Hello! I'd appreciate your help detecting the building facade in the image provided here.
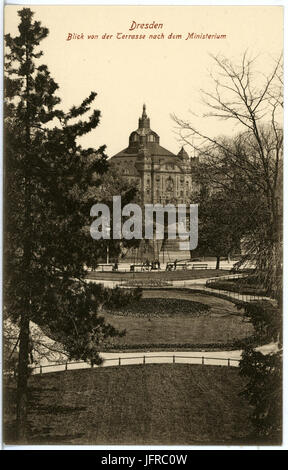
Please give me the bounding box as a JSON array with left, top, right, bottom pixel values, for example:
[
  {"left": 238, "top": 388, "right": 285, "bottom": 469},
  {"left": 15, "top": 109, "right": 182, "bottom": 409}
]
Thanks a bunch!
[
  {"left": 110, "top": 105, "right": 198, "bottom": 206},
  {"left": 109, "top": 105, "right": 198, "bottom": 261}
]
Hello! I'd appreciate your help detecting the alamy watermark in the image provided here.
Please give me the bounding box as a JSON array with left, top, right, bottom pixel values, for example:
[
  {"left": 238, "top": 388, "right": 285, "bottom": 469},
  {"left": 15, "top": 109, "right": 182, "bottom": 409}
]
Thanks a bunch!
[{"left": 90, "top": 196, "right": 198, "bottom": 250}]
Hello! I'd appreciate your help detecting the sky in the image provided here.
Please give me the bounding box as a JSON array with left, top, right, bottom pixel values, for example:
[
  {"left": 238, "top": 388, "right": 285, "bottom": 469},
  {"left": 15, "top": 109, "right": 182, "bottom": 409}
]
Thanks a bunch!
[{"left": 4, "top": 4, "right": 283, "bottom": 157}]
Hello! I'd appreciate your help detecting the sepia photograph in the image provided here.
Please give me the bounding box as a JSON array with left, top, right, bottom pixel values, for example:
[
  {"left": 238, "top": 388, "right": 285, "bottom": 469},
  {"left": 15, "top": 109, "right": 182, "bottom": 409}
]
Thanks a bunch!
[{"left": 2, "top": 3, "right": 284, "bottom": 448}]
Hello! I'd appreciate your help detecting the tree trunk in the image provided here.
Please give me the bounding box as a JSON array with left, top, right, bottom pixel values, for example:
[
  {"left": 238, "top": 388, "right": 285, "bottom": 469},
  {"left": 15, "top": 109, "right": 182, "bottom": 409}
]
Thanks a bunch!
[
  {"left": 216, "top": 256, "right": 220, "bottom": 270},
  {"left": 16, "top": 42, "right": 32, "bottom": 442},
  {"left": 16, "top": 314, "right": 30, "bottom": 442}
]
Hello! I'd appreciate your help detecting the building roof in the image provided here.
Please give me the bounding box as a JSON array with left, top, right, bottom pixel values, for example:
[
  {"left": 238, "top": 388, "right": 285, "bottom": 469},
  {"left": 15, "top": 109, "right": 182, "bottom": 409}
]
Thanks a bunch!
[
  {"left": 110, "top": 105, "right": 177, "bottom": 161},
  {"left": 112, "top": 144, "right": 176, "bottom": 159},
  {"left": 177, "top": 146, "right": 189, "bottom": 159}
]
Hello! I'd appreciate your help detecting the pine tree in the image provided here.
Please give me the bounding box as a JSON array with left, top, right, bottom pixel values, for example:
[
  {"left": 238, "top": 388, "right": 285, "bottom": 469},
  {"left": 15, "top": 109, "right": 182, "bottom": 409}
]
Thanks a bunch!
[{"left": 4, "top": 8, "right": 138, "bottom": 441}]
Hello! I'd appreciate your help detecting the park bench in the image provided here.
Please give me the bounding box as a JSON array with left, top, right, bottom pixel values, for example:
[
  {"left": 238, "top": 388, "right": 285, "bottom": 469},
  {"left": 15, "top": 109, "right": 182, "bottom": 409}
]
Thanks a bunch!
[
  {"left": 95, "top": 263, "right": 116, "bottom": 272},
  {"left": 165, "top": 262, "right": 187, "bottom": 271},
  {"left": 176, "top": 262, "right": 188, "bottom": 270},
  {"left": 150, "top": 261, "right": 161, "bottom": 270},
  {"left": 192, "top": 263, "right": 208, "bottom": 269}
]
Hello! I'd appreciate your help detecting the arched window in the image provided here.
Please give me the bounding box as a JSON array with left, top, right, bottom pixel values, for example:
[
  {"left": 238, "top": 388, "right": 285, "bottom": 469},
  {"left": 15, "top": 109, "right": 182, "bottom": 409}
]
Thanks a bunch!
[
  {"left": 148, "top": 134, "right": 155, "bottom": 142},
  {"left": 133, "top": 134, "right": 138, "bottom": 142},
  {"left": 166, "top": 177, "right": 174, "bottom": 192}
]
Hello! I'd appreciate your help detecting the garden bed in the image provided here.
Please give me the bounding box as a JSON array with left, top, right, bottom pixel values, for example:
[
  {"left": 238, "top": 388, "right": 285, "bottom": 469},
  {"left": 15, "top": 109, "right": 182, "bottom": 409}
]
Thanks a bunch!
[
  {"left": 102, "top": 290, "right": 253, "bottom": 349},
  {"left": 106, "top": 297, "right": 210, "bottom": 318},
  {"left": 208, "top": 276, "right": 267, "bottom": 296},
  {"left": 121, "top": 279, "right": 172, "bottom": 288}
]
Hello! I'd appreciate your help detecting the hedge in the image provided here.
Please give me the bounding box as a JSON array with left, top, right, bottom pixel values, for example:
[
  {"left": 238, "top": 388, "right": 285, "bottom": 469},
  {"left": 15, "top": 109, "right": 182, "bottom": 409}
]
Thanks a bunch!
[
  {"left": 207, "top": 280, "right": 267, "bottom": 296},
  {"left": 100, "top": 336, "right": 259, "bottom": 352}
]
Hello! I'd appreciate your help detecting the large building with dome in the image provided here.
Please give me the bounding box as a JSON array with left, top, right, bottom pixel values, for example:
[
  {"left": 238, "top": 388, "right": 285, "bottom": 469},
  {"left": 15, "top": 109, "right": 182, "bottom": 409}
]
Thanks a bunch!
[{"left": 110, "top": 105, "right": 198, "bottom": 206}]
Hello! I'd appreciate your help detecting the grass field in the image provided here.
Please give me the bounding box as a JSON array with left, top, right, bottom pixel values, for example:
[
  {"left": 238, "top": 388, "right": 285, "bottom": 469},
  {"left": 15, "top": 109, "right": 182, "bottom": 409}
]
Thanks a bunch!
[
  {"left": 87, "top": 269, "right": 230, "bottom": 281},
  {"left": 102, "top": 290, "right": 253, "bottom": 349},
  {"left": 4, "top": 364, "right": 254, "bottom": 445}
]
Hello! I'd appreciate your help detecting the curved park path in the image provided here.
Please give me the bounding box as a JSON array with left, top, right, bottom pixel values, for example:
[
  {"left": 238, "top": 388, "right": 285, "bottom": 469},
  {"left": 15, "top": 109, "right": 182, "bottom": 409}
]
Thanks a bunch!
[
  {"left": 32, "top": 343, "right": 278, "bottom": 375},
  {"left": 86, "top": 272, "right": 272, "bottom": 303},
  {"left": 30, "top": 271, "right": 275, "bottom": 375}
]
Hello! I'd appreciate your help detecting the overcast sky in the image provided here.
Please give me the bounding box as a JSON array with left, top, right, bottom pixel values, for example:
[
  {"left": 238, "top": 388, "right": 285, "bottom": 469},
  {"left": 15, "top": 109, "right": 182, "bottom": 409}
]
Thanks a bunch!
[{"left": 5, "top": 5, "right": 283, "bottom": 157}]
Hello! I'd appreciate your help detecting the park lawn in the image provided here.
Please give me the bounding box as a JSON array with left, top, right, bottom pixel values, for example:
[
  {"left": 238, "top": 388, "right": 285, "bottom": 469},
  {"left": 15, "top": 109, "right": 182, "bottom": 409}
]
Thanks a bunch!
[
  {"left": 86, "top": 269, "right": 229, "bottom": 282},
  {"left": 102, "top": 290, "right": 253, "bottom": 349},
  {"left": 4, "top": 364, "right": 254, "bottom": 445}
]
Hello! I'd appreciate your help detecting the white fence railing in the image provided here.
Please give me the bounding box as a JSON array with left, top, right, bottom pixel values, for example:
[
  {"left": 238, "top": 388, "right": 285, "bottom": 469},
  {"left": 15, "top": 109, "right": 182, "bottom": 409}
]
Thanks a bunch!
[{"left": 32, "top": 354, "right": 240, "bottom": 375}]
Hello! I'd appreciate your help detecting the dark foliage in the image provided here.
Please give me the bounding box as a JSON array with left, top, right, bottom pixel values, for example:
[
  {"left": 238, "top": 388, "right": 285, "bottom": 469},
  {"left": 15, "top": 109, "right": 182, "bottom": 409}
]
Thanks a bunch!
[
  {"left": 4, "top": 8, "right": 139, "bottom": 440},
  {"left": 239, "top": 348, "right": 282, "bottom": 442},
  {"left": 239, "top": 301, "right": 282, "bottom": 442}
]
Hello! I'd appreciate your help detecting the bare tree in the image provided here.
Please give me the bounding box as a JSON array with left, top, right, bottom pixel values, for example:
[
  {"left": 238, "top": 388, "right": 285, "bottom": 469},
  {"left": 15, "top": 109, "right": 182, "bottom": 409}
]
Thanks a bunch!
[{"left": 173, "top": 52, "right": 283, "bottom": 298}]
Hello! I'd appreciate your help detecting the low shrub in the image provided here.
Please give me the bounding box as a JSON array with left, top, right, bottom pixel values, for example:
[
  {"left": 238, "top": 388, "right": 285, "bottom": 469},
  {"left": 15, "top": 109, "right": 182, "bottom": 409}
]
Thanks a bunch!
[
  {"left": 207, "top": 278, "right": 267, "bottom": 296},
  {"left": 101, "top": 336, "right": 258, "bottom": 351},
  {"left": 121, "top": 279, "right": 172, "bottom": 287},
  {"left": 105, "top": 297, "right": 210, "bottom": 318}
]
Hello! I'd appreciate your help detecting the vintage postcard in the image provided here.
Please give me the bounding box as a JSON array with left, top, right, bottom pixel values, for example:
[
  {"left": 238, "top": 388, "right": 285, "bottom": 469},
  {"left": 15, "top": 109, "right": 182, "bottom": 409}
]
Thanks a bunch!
[{"left": 2, "top": 3, "right": 284, "bottom": 449}]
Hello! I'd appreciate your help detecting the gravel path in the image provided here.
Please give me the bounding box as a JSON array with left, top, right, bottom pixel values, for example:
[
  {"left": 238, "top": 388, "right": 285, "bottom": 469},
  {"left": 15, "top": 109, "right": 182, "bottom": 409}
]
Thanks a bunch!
[{"left": 32, "top": 343, "right": 278, "bottom": 375}]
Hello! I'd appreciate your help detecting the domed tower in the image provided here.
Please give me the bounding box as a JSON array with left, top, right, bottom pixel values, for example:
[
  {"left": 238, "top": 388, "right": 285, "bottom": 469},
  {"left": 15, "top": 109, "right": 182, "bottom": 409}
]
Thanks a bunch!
[
  {"left": 109, "top": 104, "right": 195, "bottom": 262},
  {"left": 129, "top": 104, "right": 160, "bottom": 150},
  {"left": 138, "top": 103, "right": 150, "bottom": 129},
  {"left": 110, "top": 104, "right": 194, "bottom": 206}
]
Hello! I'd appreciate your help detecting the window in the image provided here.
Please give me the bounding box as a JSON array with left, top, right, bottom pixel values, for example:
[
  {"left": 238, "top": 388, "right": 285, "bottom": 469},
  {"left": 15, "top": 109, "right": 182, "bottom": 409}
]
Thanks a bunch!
[
  {"left": 148, "top": 135, "right": 154, "bottom": 142},
  {"left": 166, "top": 177, "right": 174, "bottom": 192}
]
